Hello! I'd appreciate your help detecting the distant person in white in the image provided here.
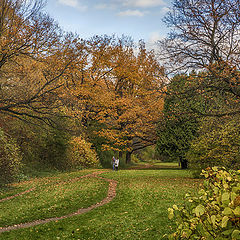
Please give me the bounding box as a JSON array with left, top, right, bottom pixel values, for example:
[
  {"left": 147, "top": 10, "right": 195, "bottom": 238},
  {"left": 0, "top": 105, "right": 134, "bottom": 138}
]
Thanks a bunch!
[{"left": 115, "top": 158, "right": 119, "bottom": 171}]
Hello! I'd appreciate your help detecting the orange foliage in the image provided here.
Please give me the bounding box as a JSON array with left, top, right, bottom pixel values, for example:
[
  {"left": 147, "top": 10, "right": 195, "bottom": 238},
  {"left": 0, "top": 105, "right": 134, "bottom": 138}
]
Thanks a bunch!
[{"left": 68, "top": 36, "right": 166, "bottom": 152}]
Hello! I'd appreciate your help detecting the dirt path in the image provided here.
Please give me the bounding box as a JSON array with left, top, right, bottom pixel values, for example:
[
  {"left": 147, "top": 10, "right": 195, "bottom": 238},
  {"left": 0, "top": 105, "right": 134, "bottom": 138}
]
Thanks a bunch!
[
  {"left": 0, "top": 171, "right": 117, "bottom": 233},
  {"left": 0, "top": 188, "right": 36, "bottom": 203}
]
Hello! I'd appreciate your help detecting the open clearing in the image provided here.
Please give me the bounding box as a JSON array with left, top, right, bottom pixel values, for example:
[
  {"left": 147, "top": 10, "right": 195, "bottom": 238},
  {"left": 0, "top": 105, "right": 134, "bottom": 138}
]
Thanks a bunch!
[{"left": 0, "top": 166, "right": 200, "bottom": 240}]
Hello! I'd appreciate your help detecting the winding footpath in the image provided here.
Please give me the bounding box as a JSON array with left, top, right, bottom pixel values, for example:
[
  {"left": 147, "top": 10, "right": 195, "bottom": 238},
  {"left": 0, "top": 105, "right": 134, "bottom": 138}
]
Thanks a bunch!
[
  {"left": 0, "top": 171, "right": 117, "bottom": 233},
  {"left": 0, "top": 188, "right": 36, "bottom": 203}
]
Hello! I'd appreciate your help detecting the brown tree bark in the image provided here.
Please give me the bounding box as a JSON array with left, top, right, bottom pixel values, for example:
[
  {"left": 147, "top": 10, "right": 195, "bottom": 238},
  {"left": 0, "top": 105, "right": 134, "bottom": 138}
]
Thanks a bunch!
[{"left": 126, "top": 151, "right": 132, "bottom": 164}]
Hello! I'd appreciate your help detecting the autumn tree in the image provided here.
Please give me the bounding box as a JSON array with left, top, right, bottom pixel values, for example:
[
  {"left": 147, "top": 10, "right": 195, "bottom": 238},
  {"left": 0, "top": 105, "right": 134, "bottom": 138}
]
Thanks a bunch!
[
  {"left": 0, "top": 0, "right": 89, "bottom": 173},
  {"left": 69, "top": 36, "right": 165, "bottom": 164},
  {"left": 0, "top": 0, "right": 83, "bottom": 125}
]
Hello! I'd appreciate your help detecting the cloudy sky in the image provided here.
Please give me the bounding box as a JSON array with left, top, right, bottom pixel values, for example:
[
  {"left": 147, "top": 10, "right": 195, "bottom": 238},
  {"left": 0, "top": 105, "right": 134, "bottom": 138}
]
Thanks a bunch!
[{"left": 45, "top": 0, "right": 172, "bottom": 47}]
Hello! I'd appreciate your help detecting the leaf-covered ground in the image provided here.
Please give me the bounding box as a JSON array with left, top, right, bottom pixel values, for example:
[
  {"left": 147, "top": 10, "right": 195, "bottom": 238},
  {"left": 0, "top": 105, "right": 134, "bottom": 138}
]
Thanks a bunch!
[{"left": 0, "top": 167, "right": 200, "bottom": 240}]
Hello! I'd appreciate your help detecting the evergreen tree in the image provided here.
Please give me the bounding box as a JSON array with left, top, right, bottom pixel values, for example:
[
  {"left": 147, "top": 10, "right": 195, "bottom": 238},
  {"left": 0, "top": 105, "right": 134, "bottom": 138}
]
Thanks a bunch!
[{"left": 156, "top": 75, "right": 199, "bottom": 169}]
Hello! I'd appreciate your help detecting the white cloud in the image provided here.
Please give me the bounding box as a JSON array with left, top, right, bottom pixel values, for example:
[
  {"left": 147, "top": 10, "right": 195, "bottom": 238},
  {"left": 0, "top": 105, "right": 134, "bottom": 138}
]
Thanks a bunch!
[
  {"left": 122, "top": 0, "right": 165, "bottom": 8},
  {"left": 148, "top": 31, "right": 164, "bottom": 44},
  {"left": 58, "top": 0, "right": 77, "bottom": 7},
  {"left": 161, "top": 6, "right": 170, "bottom": 14},
  {"left": 146, "top": 31, "right": 166, "bottom": 51},
  {"left": 57, "top": 0, "right": 87, "bottom": 11},
  {"left": 117, "top": 9, "right": 146, "bottom": 17}
]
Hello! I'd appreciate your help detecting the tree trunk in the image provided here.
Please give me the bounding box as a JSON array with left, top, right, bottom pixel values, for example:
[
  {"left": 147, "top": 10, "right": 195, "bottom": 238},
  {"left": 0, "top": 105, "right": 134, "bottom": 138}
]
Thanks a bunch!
[
  {"left": 180, "top": 157, "right": 188, "bottom": 169},
  {"left": 126, "top": 151, "right": 132, "bottom": 164},
  {"left": 119, "top": 151, "right": 123, "bottom": 159}
]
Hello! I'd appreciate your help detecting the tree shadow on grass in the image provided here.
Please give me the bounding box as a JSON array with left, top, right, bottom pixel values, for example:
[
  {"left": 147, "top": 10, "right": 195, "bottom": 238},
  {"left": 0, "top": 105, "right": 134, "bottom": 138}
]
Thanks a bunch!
[{"left": 126, "top": 163, "right": 182, "bottom": 171}]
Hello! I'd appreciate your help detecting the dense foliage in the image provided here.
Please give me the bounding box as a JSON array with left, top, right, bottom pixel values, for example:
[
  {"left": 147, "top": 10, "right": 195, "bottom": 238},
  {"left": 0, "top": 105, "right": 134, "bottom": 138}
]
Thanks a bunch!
[
  {"left": 0, "top": 128, "right": 22, "bottom": 184},
  {"left": 67, "top": 137, "right": 100, "bottom": 168},
  {"left": 187, "top": 116, "right": 240, "bottom": 174},
  {"left": 0, "top": 0, "right": 166, "bottom": 177},
  {"left": 1, "top": 0, "right": 239, "bottom": 181},
  {"left": 69, "top": 36, "right": 165, "bottom": 163},
  {"left": 168, "top": 167, "right": 240, "bottom": 239},
  {"left": 156, "top": 75, "right": 199, "bottom": 169},
  {"left": 158, "top": 0, "right": 240, "bottom": 171},
  {"left": 40, "top": 127, "right": 70, "bottom": 170}
]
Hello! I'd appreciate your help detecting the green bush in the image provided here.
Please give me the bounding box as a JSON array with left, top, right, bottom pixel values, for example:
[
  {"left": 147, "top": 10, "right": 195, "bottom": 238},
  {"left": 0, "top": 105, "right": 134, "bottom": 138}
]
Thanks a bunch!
[
  {"left": 187, "top": 117, "right": 240, "bottom": 176},
  {"left": 0, "top": 128, "right": 23, "bottom": 184},
  {"left": 167, "top": 167, "right": 240, "bottom": 239},
  {"left": 67, "top": 137, "right": 100, "bottom": 168}
]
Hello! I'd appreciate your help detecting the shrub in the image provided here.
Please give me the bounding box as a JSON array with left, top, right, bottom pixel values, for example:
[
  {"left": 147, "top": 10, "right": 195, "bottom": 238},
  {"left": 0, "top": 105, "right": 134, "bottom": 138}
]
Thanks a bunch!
[
  {"left": 131, "top": 154, "right": 140, "bottom": 163},
  {"left": 167, "top": 167, "right": 240, "bottom": 239},
  {"left": 67, "top": 137, "right": 100, "bottom": 168},
  {"left": 187, "top": 117, "right": 240, "bottom": 176},
  {"left": 0, "top": 128, "right": 23, "bottom": 184}
]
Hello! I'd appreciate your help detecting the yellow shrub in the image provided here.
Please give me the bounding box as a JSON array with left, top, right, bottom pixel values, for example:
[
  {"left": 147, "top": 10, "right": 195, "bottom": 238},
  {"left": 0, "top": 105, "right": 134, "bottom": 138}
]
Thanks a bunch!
[{"left": 67, "top": 137, "right": 100, "bottom": 168}]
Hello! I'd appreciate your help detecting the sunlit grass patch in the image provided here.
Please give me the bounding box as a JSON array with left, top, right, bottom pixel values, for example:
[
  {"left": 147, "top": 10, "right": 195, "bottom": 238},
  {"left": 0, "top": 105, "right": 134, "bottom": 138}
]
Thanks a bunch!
[
  {"left": 0, "top": 170, "right": 108, "bottom": 227},
  {"left": 0, "top": 169, "right": 200, "bottom": 240},
  {"left": 0, "top": 169, "right": 96, "bottom": 200}
]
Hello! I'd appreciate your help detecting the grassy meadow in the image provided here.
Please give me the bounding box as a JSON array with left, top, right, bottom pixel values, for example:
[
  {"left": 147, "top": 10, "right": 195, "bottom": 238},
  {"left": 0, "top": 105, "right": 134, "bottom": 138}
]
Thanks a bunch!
[{"left": 0, "top": 165, "right": 201, "bottom": 240}]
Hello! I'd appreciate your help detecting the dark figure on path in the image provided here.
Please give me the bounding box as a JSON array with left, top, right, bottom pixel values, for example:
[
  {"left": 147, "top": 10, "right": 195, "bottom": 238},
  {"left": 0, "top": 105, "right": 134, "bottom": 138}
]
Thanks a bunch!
[{"left": 112, "top": 156, "right": 115, "bottom": 170}]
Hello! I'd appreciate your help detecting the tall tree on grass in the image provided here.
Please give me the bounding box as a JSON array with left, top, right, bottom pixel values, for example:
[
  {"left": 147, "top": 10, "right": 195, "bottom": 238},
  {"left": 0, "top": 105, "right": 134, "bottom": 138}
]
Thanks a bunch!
[
  {"left": 158, "top": 0, "right": 240, "bottom": 170},
  {"left": 69, "top": 36, "right": 165, "bottom": 163},
  {"left": 156, "top": 74, "right": 199, "bottom": 169}
]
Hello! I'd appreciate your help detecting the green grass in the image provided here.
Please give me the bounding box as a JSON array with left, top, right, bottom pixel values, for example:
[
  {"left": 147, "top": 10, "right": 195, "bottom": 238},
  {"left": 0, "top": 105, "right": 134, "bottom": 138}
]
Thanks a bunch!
[
  {"left": 0, "top": 168, "right": 201, "bottom": 240},
  {"left": 129, "top": 161, "right": 180, "bottom": 170},
  {"left": 153, "top": 162, "right": 179, "bottom": 167},
  {"left": 0, "top": 170, "right": 108, "bottom": 226},
  {"left": 0, "top": 169, "right": 96, "bottom": 200}
]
